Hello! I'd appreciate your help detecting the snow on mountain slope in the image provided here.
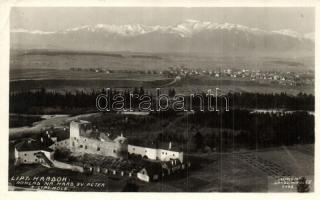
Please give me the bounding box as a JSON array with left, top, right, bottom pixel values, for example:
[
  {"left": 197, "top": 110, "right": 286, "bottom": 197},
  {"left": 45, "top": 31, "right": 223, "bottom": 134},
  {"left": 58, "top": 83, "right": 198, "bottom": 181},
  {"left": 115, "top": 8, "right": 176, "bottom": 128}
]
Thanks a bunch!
[
  {"left": 272, "top": 29, "right": 303, "bottom": 38},
  {"left": 12, "top": 19, "right": 311, "bottom": 39},
  {"left": 12, "top": 28, "right": 55, "bottom": 35},
  {"left": 11, "top": 20, "right": 314, "bottom": 53}
]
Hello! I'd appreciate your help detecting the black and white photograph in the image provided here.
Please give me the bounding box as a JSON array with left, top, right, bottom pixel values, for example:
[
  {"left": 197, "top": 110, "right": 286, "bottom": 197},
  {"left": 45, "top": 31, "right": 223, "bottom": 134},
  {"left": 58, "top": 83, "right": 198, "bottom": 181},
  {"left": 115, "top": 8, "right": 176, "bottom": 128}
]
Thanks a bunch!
[{"left": 6, "top": 5, "right": 315, "bottom": 193}]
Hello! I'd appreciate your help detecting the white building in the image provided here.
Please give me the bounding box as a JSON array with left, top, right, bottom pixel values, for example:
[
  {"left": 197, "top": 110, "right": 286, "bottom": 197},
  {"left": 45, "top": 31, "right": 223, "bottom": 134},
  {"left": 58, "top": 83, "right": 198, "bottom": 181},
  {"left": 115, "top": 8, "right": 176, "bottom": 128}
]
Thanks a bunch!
[
  {"left": 136, "top": 162, "right": 163, "bottom": 182},
  {"left": 128, "top": 142, "right": 183, "bottom": 163},
  {"left": 14, "top": 139, "right": 55, "bottom": 166}
]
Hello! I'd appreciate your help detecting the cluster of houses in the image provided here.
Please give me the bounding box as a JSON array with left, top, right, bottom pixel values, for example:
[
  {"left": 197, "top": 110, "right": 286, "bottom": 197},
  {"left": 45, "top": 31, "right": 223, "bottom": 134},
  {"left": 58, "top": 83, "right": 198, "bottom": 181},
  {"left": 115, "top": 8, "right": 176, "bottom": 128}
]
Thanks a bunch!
[
  {"left": 164, "top": 66, "right": 313, "bottom": 86},
  {"left": 14, "top": 120, "right": 189, "bottom": 182},
  {"left": 70, "top": 64, "right": 314, "bottom": 87}
]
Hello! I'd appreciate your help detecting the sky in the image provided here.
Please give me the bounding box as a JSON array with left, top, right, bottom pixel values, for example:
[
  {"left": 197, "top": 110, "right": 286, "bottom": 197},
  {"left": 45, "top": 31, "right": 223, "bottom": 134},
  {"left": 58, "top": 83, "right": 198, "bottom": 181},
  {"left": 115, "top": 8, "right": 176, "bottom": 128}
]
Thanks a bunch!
[{"left": 10, "top": 7, "right": 315, "bottom": 33}]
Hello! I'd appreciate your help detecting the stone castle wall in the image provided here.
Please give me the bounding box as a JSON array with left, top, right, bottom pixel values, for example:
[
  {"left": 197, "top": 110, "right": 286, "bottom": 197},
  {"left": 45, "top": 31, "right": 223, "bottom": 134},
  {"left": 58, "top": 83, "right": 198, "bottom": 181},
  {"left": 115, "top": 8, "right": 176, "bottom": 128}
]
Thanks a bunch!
[{"left": 70, "top": 136, "right": 128, "bottom": 159}]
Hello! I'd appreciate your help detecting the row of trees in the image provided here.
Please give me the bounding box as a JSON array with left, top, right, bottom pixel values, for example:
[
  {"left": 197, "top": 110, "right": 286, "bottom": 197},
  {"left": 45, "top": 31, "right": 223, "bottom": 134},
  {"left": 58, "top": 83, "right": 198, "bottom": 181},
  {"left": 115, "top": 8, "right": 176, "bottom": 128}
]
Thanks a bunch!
[
  {"left": 10, "top": 87, "right": 314, "bottom": 114},
  {"left": 87, "top": 108, "right": 314, "bottom": 152},
  {"left": 153, "top": 110, "right": 314, "bottom": 152}
]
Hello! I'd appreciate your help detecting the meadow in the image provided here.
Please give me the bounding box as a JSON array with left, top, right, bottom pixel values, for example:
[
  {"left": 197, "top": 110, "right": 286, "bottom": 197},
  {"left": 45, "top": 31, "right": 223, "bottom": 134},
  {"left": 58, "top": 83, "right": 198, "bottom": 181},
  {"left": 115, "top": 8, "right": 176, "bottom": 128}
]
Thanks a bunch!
[
  {"left": 11, "top": 49, "right": 314, "bottom": 72},
  {"left": 10, "top": 68, "right": 314, "bottom": 95},
  {"left": 10, "top": 50, "right": 314, "bottom": 95}
]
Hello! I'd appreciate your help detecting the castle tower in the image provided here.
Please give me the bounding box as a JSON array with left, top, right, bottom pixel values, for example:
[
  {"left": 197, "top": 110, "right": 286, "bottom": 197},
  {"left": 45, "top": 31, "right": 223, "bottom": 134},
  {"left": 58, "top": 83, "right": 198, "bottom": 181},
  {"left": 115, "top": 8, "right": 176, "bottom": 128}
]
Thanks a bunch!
[
  {"left": 70, "top": 121, "right": 80, "bottom": 138},
  {"left": 70, "top": 120, "right": 92, "bottom": 138},
  {"left": 69, "top": 120, "right": 92, "bottom": 149}
]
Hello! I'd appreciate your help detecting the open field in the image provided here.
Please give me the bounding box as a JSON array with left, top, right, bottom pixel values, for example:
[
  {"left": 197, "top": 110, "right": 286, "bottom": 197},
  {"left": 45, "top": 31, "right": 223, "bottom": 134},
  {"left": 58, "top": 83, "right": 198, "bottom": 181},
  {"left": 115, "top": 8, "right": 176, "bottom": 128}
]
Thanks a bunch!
[
  {"left": 9, "top": 113, "right": 100, "bottom": 139},
  {"left": 11, "top": 50, "right": 314, "bottom": 72},
  {"left": 10, "top": 69, "right": 171, "bottom": 81},
  {"left": 171, "top": 81, "right": 314, "bottom": 95},
  {"left": 9, "top": 50, "right": 314, "bottom": 94},
  {"left": 137, "top": 145, "right": 314, "bottom": 192},
  {"left": 10, "top": 69, "right": 173, "bottom": 91},
  {"left": 10, "top": 68, "right": 313, "bottom": 95}
]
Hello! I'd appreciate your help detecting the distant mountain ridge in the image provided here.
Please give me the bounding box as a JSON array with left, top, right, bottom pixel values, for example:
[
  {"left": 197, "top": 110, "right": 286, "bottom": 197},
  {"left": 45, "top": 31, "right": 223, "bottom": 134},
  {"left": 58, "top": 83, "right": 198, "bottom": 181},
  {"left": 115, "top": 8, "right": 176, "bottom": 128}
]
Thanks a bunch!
[{"left": 11, "top": 19, "right": 314, "bottom": 54}]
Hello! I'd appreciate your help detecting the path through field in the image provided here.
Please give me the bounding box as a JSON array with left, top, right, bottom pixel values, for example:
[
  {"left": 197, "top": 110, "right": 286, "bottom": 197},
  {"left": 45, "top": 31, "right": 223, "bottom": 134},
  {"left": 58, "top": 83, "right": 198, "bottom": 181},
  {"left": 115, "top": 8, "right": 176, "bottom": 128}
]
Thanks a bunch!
[
  {"left": 235, "top": 153, "right": 291, "bottom": 178},
  {"left": 9, "top": 113, "right": 102, "bottom": 139}
]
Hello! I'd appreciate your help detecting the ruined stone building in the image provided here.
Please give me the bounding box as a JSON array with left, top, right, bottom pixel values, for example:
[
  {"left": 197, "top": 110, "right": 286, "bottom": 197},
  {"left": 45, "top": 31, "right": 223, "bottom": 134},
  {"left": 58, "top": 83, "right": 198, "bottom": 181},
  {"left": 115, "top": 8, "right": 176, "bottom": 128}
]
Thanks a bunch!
[{"left": 69, "top": 120, "right": 128, "bottom": 159}]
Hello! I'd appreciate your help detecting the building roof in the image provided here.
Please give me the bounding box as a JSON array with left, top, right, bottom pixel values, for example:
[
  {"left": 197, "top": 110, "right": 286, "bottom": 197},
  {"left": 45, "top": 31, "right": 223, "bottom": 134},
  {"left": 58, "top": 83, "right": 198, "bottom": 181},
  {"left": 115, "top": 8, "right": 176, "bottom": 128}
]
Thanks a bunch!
[
  {"left": 45, "top": 128, "right": 70, "bottom": 141},
  {"left": 70, "top": 120, "right": 127, "bottom": 143},
  {"left": 84, "top": 131, "right": 127, "bottom": 144},
  {"left": 15, "top": 139, "right": 54, "bottom": 152},
  {"left": 162, "top": 159, "right": 182, "bottom": 168},
  {"left": 81, "top": 130, "right": 100, "bottom": 140},
  {"left": 71, "top": 120, "right": 91, "bottom": 125},
  {"left": 140, "top": 161, "right": 163, "bottom": 177},
  {"left": 113, "top": 134, "right": 127, "bottom": 144},
  {"left": 99, "top": 132, "right": 113, "bottom": 142},
  {"left": 129, "top": 140, "right": 182, "bottom": 152}
]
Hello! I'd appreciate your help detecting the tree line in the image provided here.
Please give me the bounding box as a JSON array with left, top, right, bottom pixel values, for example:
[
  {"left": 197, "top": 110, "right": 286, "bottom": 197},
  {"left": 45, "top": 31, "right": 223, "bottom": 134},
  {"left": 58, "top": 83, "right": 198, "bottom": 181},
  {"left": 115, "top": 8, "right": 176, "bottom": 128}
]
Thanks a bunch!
[
  {"left": 10, "top": 87, "right": 314, "bottom": 114},
  {"left": 153, "top": 110, "right": 314, "bottom": 152}
]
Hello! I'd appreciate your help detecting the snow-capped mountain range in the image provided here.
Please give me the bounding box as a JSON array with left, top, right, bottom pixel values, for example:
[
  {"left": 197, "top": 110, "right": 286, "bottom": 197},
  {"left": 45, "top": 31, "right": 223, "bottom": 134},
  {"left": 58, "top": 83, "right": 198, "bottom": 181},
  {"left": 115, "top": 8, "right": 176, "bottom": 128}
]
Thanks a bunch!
[{"left": 11, "top": 19, "right": 314, "bottom": 54}]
